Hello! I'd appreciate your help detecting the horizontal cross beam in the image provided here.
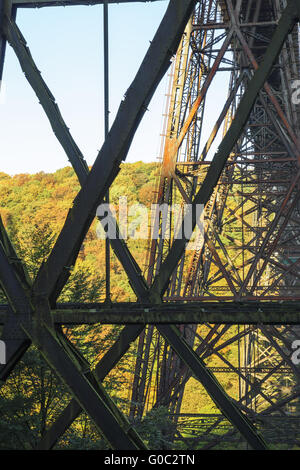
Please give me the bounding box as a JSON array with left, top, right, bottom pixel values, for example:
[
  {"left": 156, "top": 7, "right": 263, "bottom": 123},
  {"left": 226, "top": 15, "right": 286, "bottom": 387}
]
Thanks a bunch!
[
  {"left": 2, "top": 0, "right": 298, "bottom": 451},
  {"left": 1, "top": 302, "right": 300, "bottom": 324}
]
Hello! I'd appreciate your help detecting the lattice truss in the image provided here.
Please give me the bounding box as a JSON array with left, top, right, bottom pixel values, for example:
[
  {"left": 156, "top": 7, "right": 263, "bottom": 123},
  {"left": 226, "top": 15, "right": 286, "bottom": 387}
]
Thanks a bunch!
[{"left": 0, "top": 0, "right": 300, "bottom": 451}]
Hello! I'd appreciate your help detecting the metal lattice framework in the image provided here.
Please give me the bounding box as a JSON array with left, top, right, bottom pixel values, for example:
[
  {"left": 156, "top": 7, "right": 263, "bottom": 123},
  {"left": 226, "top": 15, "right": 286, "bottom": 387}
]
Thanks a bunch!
[{"left": 1, "top": 0, "right": 300, "bottom": 451}]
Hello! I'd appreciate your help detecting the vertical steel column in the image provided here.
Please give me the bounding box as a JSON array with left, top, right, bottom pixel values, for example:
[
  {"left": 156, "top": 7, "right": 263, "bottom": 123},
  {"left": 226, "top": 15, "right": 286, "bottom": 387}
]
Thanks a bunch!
[{"left": 103, "top": 0, "right": 111, "bottom": 303}]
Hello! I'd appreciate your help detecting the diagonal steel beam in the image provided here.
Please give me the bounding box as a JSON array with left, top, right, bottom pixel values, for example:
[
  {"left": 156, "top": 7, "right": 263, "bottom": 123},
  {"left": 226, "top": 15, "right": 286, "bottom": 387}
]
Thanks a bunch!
[
  {"left": 0, "top": 211, "right": 145, "bottom": 444},
  {"left": 3, "top": 0, "right": 296, "bottom": 452},
  {"left": 0, "top": 0, "right": 7, "bottom": 81},
  {"left": 53, "top": 326, "right": 147, "bottom": 449},
  {"left": 3, "top": 18, "right": 90, "bottom": 184},
  {"left": 0, "top": 0, "right": 16, "bottom": 78}
]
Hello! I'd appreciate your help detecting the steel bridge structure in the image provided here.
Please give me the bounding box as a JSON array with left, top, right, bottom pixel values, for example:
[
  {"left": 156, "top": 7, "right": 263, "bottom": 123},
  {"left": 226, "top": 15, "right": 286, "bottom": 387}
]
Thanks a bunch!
[{"left": 1, "top": 0, "right": 300, "bottom": 451}]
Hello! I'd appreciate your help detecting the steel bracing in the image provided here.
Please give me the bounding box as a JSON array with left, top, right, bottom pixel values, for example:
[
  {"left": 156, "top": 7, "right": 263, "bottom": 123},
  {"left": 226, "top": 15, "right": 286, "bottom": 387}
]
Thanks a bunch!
[
  {"left": 129, "top": 0, "right": 300, "bottom": 449},
  {"left": 0, "top": 0, "right": 300, "bottom": 450}
]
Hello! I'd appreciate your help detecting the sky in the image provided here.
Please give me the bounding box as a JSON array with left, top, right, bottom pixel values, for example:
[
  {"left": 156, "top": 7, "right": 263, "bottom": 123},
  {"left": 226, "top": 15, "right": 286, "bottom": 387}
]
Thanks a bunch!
[{"left": 0, "top": 1, "right": 229, "bottom": 175}]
